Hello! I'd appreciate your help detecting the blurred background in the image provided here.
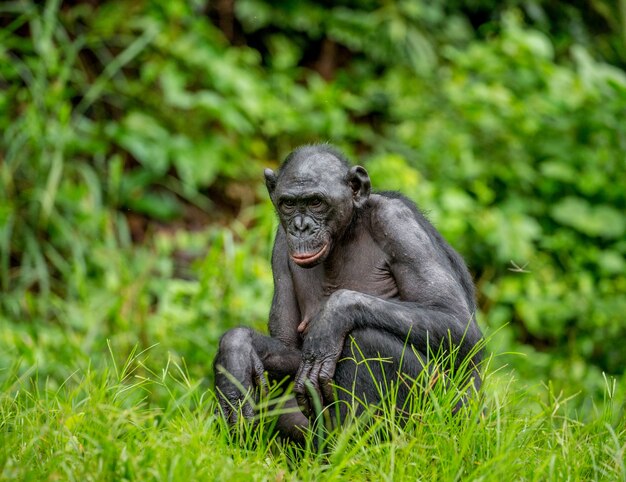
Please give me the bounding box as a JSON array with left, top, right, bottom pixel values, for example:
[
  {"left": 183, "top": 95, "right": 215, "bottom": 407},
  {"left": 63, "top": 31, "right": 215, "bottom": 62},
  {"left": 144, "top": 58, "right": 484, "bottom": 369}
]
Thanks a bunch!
[{"left": 1, "top": 0, "right": 625, "bottom": 412}]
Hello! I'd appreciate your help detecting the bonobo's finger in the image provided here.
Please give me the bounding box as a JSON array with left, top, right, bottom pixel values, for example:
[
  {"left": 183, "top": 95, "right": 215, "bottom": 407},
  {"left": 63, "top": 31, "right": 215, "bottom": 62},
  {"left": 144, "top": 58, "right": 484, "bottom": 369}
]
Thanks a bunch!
[
  {"left": 252, "top": 357, "right": 268, "bottom": 395},
  {"left": 319, "top": 359, "right": 336, "bottom": 404},
  {"left": 254, "top": 372, "right": 268, "bottom": 396},
  {"left": 304, "top": 378, "right": 324, "bottom": 419},
  {"left": 217, "top": 393, "right": 238, "bottom": 425},
  {"left": 295, "top": 392, "right": 311, "bottom": 418},
  {"left": 306, "top": 362, "right": 325, "bottom": 415},
  {"left": 294, "top": 364, "right": 312, "bottom": 417},
  {"left": 293, "top": 364, "right": 310, "bottom": 395},
  {"left": 240, "top": 397, "right": 255, "bottom": 421}
]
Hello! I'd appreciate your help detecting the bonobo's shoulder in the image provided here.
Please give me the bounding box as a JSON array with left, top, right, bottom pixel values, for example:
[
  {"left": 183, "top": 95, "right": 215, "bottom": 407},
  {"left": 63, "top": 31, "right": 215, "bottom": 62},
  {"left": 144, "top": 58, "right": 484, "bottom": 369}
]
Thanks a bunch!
[
  {"left": 367, "top": 192, "right": 426, "bottom": 227},
  {"left": 367, "top": 192, "right": 433, "bottom": 251}
]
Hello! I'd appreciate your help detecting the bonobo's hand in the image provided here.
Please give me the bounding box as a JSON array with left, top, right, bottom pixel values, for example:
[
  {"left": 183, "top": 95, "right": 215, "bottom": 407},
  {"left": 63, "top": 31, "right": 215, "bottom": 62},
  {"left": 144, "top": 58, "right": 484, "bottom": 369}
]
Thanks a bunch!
[
  {"left": 214, "top": 328, "right": 267, "bottom": 424},
  {"left": 294, "top": 292, "right": 352, "bottom": 417}
]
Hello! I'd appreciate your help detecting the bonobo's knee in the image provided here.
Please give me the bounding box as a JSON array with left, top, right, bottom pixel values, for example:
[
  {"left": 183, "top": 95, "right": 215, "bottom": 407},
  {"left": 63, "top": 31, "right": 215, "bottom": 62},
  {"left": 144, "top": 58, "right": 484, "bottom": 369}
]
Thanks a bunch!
[
  {"left": 326, "top": 289, "right": 356, "bottom": 312},
  {"left": 218, "top": 327, "right": 253, "bottom": 352}
]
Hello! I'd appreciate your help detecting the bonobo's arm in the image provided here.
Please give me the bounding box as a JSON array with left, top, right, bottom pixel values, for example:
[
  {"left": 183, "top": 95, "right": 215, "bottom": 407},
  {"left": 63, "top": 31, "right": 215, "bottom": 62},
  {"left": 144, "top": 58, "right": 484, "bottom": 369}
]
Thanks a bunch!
[
  {"left": 255, "top": 229, "right": 303, "bottom": 380},
  {"left": 239, "top": 229, "right": 303, "bottom": 379},
  {"left": 267, "top": 228, "right": 302, "bottom": 350},
  {"left": 294, "top": 198, "right": 481, "bottom": 413},
  {"left": 214, "top": 229, "right": 302, "bottom": 422}
]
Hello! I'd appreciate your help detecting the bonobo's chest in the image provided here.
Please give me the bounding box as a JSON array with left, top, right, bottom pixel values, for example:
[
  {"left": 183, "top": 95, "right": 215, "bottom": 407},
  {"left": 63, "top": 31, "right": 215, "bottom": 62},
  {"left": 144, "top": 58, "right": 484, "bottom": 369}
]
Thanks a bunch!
[{"left": 291, "top": 231, "right": 399, "bottom": 323}]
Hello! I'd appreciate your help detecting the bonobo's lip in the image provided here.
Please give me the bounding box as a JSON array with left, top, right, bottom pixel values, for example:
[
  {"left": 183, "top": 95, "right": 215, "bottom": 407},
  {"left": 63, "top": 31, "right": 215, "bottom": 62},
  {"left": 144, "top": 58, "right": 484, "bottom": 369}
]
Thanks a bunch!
[{"left": 290, "top": 243, "right": 329, "bottom": 267}]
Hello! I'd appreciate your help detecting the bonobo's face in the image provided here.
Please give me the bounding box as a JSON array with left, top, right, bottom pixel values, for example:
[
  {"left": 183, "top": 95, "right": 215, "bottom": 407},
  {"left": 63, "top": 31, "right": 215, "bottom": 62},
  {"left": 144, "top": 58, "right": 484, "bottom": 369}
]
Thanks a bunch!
[{"left": 264, "top": 148, "right": 370, "bottom": 268}]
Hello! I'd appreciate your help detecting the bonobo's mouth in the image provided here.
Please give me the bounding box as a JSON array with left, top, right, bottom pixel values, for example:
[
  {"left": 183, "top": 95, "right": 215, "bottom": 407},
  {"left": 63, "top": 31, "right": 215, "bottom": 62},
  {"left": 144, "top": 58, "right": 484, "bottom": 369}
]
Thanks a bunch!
[{"left": 290, "top": 243, "right": 329, "bottom": 267}]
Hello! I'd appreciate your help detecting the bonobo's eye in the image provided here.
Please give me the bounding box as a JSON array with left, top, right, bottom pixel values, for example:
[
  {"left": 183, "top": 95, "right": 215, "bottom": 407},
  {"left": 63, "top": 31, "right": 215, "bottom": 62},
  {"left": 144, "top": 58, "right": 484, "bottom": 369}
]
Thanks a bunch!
[
  {"left": 280, "top": 199, "right": 296, "bottom": 213},
  {"left": 309, "top": 197, "right": 325, "bottom": 211}
]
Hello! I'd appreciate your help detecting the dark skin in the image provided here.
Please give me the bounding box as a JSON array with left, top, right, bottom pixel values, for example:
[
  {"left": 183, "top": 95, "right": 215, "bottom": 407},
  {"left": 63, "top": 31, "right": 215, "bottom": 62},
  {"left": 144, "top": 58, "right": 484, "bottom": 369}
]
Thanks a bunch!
[{"left": 214, "top": 145, "right": 482, "bottom": 441}]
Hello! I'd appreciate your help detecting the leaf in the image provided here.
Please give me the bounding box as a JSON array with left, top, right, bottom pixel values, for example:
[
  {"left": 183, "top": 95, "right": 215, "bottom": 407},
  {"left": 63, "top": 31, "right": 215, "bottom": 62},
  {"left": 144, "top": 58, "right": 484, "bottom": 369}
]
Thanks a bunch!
[
  {"left": 597, "top": 250, "right": 625, "bottom": 274},
  {"left": 171, "top": 137, "right": 220, "bottom": 189},
  {"left": 126, "top": 191, "right": 182, "bottom": 221},
  {"left": 114, "top": 113, "right": 172, "bottom": 175},
  {"left": 550, "top": 197, "right": 625, "bottom": 239}
]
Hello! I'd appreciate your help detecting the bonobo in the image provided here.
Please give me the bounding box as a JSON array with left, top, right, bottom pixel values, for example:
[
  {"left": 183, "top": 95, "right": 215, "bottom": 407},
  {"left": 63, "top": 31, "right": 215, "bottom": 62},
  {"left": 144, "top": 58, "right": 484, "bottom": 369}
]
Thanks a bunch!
[{"left": 214, "top": 145, "right": 482, "bottom": 441}]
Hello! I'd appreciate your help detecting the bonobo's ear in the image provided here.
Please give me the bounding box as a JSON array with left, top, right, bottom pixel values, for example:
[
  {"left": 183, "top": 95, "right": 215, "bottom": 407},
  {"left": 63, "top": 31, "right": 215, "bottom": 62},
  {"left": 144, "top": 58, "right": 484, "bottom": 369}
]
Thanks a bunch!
[
  {"left": 347, "top": 165, "right": 371, "bottom": 208},
  {"left": 264, "top": 168, "right": 277, "bottom": 195}
]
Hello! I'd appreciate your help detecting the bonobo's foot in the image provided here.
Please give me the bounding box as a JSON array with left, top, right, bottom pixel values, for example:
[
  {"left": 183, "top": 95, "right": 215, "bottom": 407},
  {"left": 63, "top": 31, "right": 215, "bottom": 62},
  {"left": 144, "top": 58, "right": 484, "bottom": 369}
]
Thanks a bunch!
[{"left": 213, "top": 327, "right": 267, "bottom": 424}]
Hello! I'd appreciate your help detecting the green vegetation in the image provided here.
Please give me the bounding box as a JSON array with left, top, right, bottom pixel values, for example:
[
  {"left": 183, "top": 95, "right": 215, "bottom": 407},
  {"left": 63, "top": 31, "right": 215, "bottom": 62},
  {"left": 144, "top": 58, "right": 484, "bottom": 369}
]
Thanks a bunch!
[
  {"left": 2, "top": 350, "right": 625, "bottom": 480},
  {"left": 1, "top": 0, "right": 624, "bottom": 479}
]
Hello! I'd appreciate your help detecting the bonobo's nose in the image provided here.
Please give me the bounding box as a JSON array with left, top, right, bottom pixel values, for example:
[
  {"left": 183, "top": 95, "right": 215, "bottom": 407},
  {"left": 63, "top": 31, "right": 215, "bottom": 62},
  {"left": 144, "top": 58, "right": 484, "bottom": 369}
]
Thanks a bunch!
[{"left": 292, "top": 215, "right": 313, "bottom": 235}]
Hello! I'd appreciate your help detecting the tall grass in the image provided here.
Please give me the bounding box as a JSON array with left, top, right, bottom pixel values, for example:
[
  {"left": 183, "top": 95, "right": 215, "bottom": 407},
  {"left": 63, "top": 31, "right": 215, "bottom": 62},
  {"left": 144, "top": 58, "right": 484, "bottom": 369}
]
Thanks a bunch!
[{"left": 1, "top": 346, "right": 624, "bottom": 481}]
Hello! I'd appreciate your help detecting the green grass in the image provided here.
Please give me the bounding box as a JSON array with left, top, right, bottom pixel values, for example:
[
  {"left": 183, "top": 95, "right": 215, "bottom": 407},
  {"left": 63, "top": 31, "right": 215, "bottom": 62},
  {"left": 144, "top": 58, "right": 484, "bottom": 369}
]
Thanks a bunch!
[{"left": 1, "top": 346, "right": 624, "bottom": 481}]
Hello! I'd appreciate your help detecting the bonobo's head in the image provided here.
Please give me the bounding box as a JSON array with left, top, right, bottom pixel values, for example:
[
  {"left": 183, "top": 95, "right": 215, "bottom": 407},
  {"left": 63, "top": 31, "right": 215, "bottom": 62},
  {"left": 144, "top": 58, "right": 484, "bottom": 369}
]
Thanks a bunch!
[{"left": 264, "top": 145, "right": 371, "bottom": 268}]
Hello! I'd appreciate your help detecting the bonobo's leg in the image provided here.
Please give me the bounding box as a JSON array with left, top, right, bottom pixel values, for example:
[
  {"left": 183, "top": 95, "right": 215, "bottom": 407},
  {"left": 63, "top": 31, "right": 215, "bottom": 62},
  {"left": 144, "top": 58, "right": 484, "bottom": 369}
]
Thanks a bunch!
[
  {"left": 274, "top": 398, "right": 309, "bottom": 444},
  {"left": 214, "top": 327, "right": 301, "bottom": 425},
  {"left": 332, "top": 328, "right": 480, "bottom": 420},
  {"left": 332, "top": 328, "right": 427, "bottom": 420}
]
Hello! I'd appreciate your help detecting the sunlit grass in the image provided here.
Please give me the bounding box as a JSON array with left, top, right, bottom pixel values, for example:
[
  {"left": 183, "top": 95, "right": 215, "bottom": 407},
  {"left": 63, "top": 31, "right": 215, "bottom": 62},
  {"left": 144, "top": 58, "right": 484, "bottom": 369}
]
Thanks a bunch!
[{"left": 1, "top": 346, "right": 624, "bottom": 481}]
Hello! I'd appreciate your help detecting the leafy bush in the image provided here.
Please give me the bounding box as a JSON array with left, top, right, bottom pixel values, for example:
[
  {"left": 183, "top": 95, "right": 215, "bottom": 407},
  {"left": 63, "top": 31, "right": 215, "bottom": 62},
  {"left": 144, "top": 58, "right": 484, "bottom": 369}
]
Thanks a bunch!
[{"left": 1, "top": 0, "right": 625, "bottom": 405}]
